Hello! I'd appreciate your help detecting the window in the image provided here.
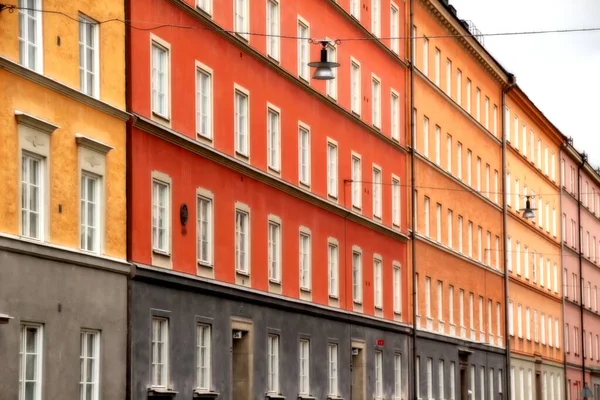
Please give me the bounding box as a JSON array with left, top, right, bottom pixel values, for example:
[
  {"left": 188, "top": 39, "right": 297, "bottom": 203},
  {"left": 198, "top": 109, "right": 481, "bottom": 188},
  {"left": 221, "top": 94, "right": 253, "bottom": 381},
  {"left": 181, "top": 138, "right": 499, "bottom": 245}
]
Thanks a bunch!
[
  {"left": 457, "top": 142, "right": 462, "bottom": 179},
  {"left": 456, "top": 69, "right": 462, "bottom": 104},
  {"left": 266, "top": 0, "right": 280, "bottom": 60},
  {"left": 19, "top": 0, "right": 43, "bottom": 72},
  {"left": 507, "top": 237, "right": 512, "bottom": 271},
  {"left": 299, "top": 339, "right": 310, "bottom": 395},
  {"left": 268, "top": 221, "right": 281, "bottom": 282},
  {"left": 234, "top": 0, "right": 249, "bottom": 40},
  {"left": 353, "top": 250, "right": 363, "bottom": 303},
  {"left": 375, "top": 351, "right": 383, "bottom": 399},
  {"left": 517, "top": 304, "right": 522, "bottom": 338},
  {"left": 427, "top": 358, "right": 433, "bottom": 400},
  {"left": 449, "top": 286, "right": 454, "bottom": 326},
  {"left": 80, "top": 174, "right": 100, "bottom": 252},
  {"left": 267, "top": 334, "right": 279, "bottom": 393},
  {"left": 326, "top": 42, "right": 338, "bottom": 99},
  {"left": 459, "top": 289, "right": 465, "bottom": 334},
  {"left": 458, "top": 216, "right": 463, "bottom": 252},
  {"left": 392, "top": 177, "right": 401, "bottom": 227},
  {"left": 476, "top": 157, "right": 481, "bottom": 191},
  {"left": 467, "top": 150, "right": 472, "bottom": 186},
  {"left": 328, "top": 344, "right": 339, "bottom": 396},
  {"left": 151, "top": 40, "right": 170, "bottom": 119},
  {"left": 423, "top": 37, "right": 429, "bottom": 76},
  {"left": 508, "top": 300, "right": 514, "bottom": 336},
  {"left": 466, "top": 79, "right": 472, "bottom": 113},
  {"left": 555, "top": 319, "right": 560, "bottom": 349},
  {"left": 80, "top": 330, "right": 100, "bottom": 400},
  {"left": 299, "top": 231, "right": 311, "bottom": 290},
  {"left": 371, "top": 0, "right": 381, "bottom": 37},
  {"left": 298, "top": 125, "right": 311, "bottom": 186},
  {"left": 151, "top": 318, "right": 169, "bottom": 387},
  {"left": 352, "top": 154, "right": 362, "bottom": 209},
  {"left": 197, "top": 324, "right": 211, "bottom": 391},
  {"left": 391, "top": 91, "right": 400, "bottom": 140},
  {"left": 424, "top": 197, "right": 430, "bottom": 237},
  {"left": 21, "top": 152, "right": 43, "bottom": 240},
  {"left": 235, "top": 209, "right": 250, "bottom": 274},
  {"left": 477, "top": 226, "right": 482, "bottom": 261},
  {"left": 467, "top": 221, "right": 473, "bottom": 257},
  {"left": 423, "top": 116, "right": 430, "bottom": 157},
  {"left": 390, "top": 3, "right": 400, "bottom": 53},
  {"left": 394, "top": 263, "right": 402, "bottom": 314},
  {"left": 327, "top": 141, "right": 338, "bottom": 198},
  {"left": 447, "top": 135, "right": 452, "bottom": 173},
  {"left": 197, "top": 195, "right": 213, "bottom": 265},
  {"left": 329, "top": 242, "right": 339, "bottom": 298},
  {"left": 395, "top": 354, "right": 403, "bottom": 400},
  {"left": 493, "top": 105, "right": 498, "bottom": 136},
  {"left": 373, "top": 167, "right": 382, "bottom": 219},
  {"left": 374, "top": 258, "right": 383, "bottom": 309},
  {"left": 439, "top": 360, "right": 445, "bottom": 400},
  {"left": 234, "top": 88, "right": 249, "bottom": 156},
  {"left": 197, "top": 0, "right": 212, "bottom": 14},
  {"left": 565, "top": 324, "right": 570, "bottom": 352},
  {"left": 350, "top": 0, "right": 360, "bottom": 18},
  {"left": 351, "top": 60, "right": 361, "bottom": 114},
  {"left": 486, "top": 164, "right": 490, "bottom": 198},
  {"left": 267, "top": 107, "right": 281, "bottom": 171},
  {"left": 506, "top": 172, "right": 511, "bottom": 207},
  {"left": 196, "top": 67, "right": 213, "bottom": 139},
  {"left": 475, "top": 88, "right": 481, "bottom": 121},
  {"left": 447, "top": 210, "right": 453, "bottom": 248},
  {"left": 497, "top": 303, "right": 502, "bottom": 339},
  {"left": 412, "top": 26, "right": 417, "bottom": 62},
  {"left": 297, "top": 19, "right": 310, "bottom": 80},
  {"left": 152, "top": 180, "right": 170, "bottom": 253},
  {"left": 19, "top": 324, "right": 43, "bottom": 400},
  {"left": 450, "top": 363, "right": 456, "bottom": 400},
  {"left": 435, "top": 126, "right": 441, "bottom": 165},
  {"left": 79, "top": 16, "right": 100, "bottom": 97},
  {"left": 446, "top": 59, "right": 452, "bottom": 96},
  {"left": 435, "top": 48, "right": 441, "bottom": 86},
  {"left": 485, "top": 97, "right": 490, "bottom": 129}
]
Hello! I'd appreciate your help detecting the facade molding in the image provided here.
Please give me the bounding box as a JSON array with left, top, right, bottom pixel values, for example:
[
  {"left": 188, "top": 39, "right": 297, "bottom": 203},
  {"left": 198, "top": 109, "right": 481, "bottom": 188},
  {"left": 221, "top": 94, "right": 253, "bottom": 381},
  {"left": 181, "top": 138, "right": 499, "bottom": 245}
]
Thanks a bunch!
[
  {"left": 508, "top": 274, "right": 563, "bottom": 303},
  {"left": 165, "top": 0, "right": 409, "bottom": 155},
  {"left": 511, "top": 352, "right": 564, "bottom": 368},
  {"left": 507, "top": 210, "right": 562, "bottom": 248},
  {"left": 133, "top": 114, "right": 409, "bottom": 243},
  {"left": 415, "top": 69, "right": 502, "bottom": 145},
  {"left": 0, "top": 233, "right": 130, "bottom": 275},
  {"left": 415, "top": 234, "right": 505, "bottom": 278},
  {"left": 14, "top": 110, "right": 60, "bottom": 133},
  {"left": 416, "top": 329, "right": 506, "bottom": 355},
  {"left": 0, "top": 56, "right": 130, "bottom": 122},
  {"left": 418, "top": 0, "right": 510, "bottom": 86},
  {"left": 75, "top": 134, "right": 115, "bottom": 154},
  {"left": 132, "top": 263, "right": 414, "bottom": 334},
  {"left": 507, "top": 145, "right": 561, "bottom": 191}
]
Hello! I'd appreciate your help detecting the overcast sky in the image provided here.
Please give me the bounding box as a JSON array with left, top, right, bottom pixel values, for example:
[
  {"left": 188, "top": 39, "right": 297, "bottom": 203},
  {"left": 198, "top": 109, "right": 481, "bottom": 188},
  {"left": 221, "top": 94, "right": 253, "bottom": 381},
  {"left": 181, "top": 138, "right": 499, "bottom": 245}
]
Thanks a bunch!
[{"left": 448, "top": 0, "right": 600, "bottom": 167}]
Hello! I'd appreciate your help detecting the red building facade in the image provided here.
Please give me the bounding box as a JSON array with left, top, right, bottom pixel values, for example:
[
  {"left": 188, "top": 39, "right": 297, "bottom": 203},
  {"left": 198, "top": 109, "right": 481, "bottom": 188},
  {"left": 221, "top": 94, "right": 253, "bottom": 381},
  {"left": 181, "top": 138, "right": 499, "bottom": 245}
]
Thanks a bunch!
[{"left": 127, "top": 0, "right": 411, "bottom": 398}]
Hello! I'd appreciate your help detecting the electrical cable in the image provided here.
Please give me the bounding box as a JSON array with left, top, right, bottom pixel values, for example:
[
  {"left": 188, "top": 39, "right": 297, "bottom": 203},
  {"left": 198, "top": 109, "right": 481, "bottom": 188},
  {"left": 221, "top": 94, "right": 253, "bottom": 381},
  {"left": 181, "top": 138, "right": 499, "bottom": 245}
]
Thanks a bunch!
[{"left": 4, "top": 4, "right": 600, "bottom": 42}]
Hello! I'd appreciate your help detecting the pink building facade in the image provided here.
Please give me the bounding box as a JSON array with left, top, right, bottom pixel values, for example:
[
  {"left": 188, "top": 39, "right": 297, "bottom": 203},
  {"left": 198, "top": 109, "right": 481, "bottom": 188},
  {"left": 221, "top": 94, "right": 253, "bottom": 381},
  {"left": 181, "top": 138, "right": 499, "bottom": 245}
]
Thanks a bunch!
[{"left": 562, "top": 144, "right": 600, "bottom": 400}]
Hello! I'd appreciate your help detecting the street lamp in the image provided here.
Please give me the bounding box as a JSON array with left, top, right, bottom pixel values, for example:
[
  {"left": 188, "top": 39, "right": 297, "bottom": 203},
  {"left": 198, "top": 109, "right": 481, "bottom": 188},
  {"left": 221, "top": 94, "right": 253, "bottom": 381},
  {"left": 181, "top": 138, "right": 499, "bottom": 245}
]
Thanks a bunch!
[
  {"left": 520, "top": 195, "right": 536, "bottom": 219},
  {"left": 308, "top": 40, "right": 340, "bottom": 80}
]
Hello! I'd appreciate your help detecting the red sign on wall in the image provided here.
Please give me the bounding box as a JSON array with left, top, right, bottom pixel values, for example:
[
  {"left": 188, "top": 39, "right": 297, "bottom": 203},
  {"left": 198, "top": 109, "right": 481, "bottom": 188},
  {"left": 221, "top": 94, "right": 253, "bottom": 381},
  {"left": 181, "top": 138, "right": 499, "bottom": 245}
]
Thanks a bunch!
[{"left": 377, "top": 339, "right": 385, "bottom": 346}]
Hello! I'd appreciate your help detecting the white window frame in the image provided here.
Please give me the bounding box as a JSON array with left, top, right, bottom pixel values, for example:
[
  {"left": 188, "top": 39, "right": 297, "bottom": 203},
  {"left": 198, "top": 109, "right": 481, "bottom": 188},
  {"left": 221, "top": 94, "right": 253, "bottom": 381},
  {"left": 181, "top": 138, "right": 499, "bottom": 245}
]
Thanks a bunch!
[
  {"left": 353, "top": 247, "right": 363, "bottom": 303},
  {"left": 79, "top": 15, "right": 100, "bottom": 98},
  {"left": 351, "top": 58, "right": 362, "bottom": 115},
  {"left": 267, "top": 334, "right": 279, "bottom": 393},
  {"left": 351, "top": 153, "right": 362, "bottom": 210},
  {"left": 235, "top": 205, "right": 250, "bottom": 274},
  {"left": 152, "top": 178, "right": 171, "bottom": 254},
  {"left": 196, "top": 324, "right": 212, "bottom": 391},
  {"left": 328, "top": 239, "right": 340, "bottom": 298},
  {"left": 234, "top": 85, "right": 250, "bottom": 157},
  {"left": 328, "top": 344, "right": 339, "bottom": 396},
  {"left": 19, "top": 324, "right": 43, "bottom": 400},
  {"left": 234, "top": 0, "right": 250, "bottom": 41},
  {"left": 151, "top": 318, "right": 169, "bottom": 388},
  {"left": 434, "top": 48, "right": 441, "bottom": 86},
  {"left": 19, "top": 0, "right": 43, "bottom": 73},
  {"left": 266, "top": 0, "right": 280, "bottom": 61},
  {"left": 298, "top": 122, "right": 311, "bottom": 187},
  {"left": 197, "top": 0, "right": 213, "bottom": 15},
  {"left": 196, "top": 63, "right": 214, "bottom": 140},
  {"left": 372, "top": 75, "right": 382, "bottom": 129},
  {"left": 151, "top": 36, "right": 171, "bottom": 121},
  {"left": 390, "top": 3, "right": 400, "bottom": 54},
  {"left": 267, "top": 104, "right": 281, "bottom": 172},
  {"left": 268, "top": 217, "right": 282, "bottom": 283},
  {"left": 391, "top": 89, "right": 400, "bottom": 141},
  {"left": 299, "top": 228, "right": 312, "bottom": 291},
  {"left": 299, "top": 339, "right": 310, "bottom": 395},
  {"left": 21, "top": 152, "right": 45, "bottom": 241},
  {"left": 326, "top": 40, "right": 338, "bottom": 99},
  {"left": 392, "top": 175, "right": 401, "bottom": 228},
  {"left": 393, "top": 262, "right": 402, "bottom": 315},
  {"left": 80, "top": 330, "right": 100, "bottom": 400},
  {"left": 371, "top": 0, "right": 381, "bottom": 37},
  {"left": 373, "top": 165, "right": 382, "bottom": 219},
  {"left": 374, "top": 256, "right": 383, "bottom": 309},
  {"left": 80, "top": 173, "right": 101, "bottom": 253},
  {"left": 375, "top": 351, "right": 383, "bottom": 399},
  {"left": 297, "top": 17, "right": 310, "bottom": 81},
  {"left": 327, "top": 139, "right": 338, "bottom": 199}
]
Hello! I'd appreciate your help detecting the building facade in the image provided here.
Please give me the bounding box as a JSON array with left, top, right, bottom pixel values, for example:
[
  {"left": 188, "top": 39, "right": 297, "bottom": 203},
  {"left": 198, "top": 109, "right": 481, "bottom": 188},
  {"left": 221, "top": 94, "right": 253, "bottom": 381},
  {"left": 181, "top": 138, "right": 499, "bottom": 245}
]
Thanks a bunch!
[
  {"left": 411, "top": 2, "right": 508, "bottom": 400},
  {"left": 126, "top": 0, "right": 410, "bottom": 398},
  {"left": 561, "top": 145, "right": 600, "bottom": 400},
  {"left": 504, "top": 87, "right": 566, "bottom": 400},
  {"left": 0, "top": 0, "right": 129, "bottom": 399}
]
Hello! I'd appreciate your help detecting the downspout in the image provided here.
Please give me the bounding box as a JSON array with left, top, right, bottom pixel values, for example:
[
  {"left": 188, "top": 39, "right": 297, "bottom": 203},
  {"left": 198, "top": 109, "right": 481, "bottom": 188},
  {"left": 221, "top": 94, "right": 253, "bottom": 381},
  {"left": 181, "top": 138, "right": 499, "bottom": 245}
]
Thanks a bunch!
[
  {"left": 409, "top": 0, "right": 417, "bottom": 399},
  {"left": 559, "top": 141, "right": 569, "bottom": 400},
  {"left": 577, "top": 152, "right": 587, "bottom": 396},
  {"left": 502, "top": 73, "right": 517, "bottom": 400}
]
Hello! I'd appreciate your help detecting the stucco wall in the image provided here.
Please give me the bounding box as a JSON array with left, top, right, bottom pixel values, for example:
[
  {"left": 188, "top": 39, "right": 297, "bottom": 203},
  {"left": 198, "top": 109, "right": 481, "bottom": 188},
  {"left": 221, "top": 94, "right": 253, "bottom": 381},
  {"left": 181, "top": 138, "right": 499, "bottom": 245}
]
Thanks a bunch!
[
  {"left": 131, "top": 271, "right": 412, "bottom": 400},
  {"left": 0, "top": 243, "right": 128, "bottom": 399}
]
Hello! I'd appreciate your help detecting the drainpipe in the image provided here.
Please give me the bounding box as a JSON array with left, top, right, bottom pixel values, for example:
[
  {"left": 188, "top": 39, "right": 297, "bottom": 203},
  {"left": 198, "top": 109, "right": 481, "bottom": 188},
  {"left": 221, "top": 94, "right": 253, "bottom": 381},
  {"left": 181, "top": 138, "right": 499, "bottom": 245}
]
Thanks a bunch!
[
  {"left": 559, "top": 141, "right": 569, "bottom": 400},
  {"left": 502, "top": 73, "right": 517, "bottom": 400},
  {"left": 577, "top": 151, "right": 587, "bottom": 397},
  {"left": 409, "top": 0, "right": 417, "bottom": 399}
]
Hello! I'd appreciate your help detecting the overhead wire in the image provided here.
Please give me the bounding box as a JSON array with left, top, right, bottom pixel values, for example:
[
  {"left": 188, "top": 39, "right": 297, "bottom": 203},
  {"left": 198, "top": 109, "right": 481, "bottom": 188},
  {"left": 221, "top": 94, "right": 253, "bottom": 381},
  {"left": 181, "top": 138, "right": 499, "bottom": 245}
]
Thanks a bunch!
[{"left": 4, "top": 4, "right": 600, "bottom": 41}]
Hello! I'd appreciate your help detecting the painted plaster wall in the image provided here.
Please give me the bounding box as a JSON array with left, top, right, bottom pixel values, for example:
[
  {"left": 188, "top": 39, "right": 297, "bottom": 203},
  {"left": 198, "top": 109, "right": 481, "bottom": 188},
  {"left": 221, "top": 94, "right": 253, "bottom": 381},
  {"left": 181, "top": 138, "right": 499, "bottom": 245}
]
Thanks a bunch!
[
  {"left": 0, "top": 70, "right": 127, "bottom": 258},
  {"left": 0, "top": 0, "right": 126, "bottom": 108},
  {"left": 510, "top": 356, "right": 564, "bottom": 400}
]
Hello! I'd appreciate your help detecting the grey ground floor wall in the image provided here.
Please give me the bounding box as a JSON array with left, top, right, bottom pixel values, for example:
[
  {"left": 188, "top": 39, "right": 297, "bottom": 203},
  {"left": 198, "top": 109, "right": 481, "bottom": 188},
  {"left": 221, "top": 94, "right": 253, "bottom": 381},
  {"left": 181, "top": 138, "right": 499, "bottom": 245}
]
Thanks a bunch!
[
  {"left": 131, "top": 265, "right": 413, "bottom": 400},
  {"left": 0, "top": 237, "right": 129, "bottom": 400},
  {"left": 416, "top": 334, "right": 506, "bottom": 400},
  {"left": 510, "top": 355, "right": 564, "bottom": 400}
]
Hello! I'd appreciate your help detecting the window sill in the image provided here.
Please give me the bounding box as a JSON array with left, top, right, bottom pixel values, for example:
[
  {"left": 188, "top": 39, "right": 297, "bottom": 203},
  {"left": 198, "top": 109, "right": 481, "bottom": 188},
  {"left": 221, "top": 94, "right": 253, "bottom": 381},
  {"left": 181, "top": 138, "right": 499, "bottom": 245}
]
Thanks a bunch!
[
  {"left": 148, "top": 387, "right": 178, "bottom": 397},
  {"left": 153, "top": 249, "right": 171, "bottom": 257},
  {"left": 198, "top": 261, "right": 213, "bottom": 268},
  {"left": 236, "top": 269, "right": 250, "bottom": 277},
  {"left": 235, "top": 151, "right": 250, "bottom": 161},
  {"left": 299, "top": 181, "right": 311, "bottom": 190},
  {"left": 269, "top": 279, "right": 281, "bottom": 285},
  {"left": 329, "top": 294, "right": 339, "bottom": 300},
  {"left": 266, "top": 394, "right": 285, "bottom": 400},
  {"left": 300, "top": 287, "right": 312, "bottom": 293},
  {"left": 298, "top": 395, "right": 317, "bottom": 400},
  {"left": 196, "top": 134, "right": 214, "bottom": 146},
  {"left": 193, "top": 390, "right": 219, "bottom": 399},
  {"left": 327, "top": 396, "right": 344, "bottom": 400},
  {"left": 195, "top": 6, "right": 213, "bottom": 19}
]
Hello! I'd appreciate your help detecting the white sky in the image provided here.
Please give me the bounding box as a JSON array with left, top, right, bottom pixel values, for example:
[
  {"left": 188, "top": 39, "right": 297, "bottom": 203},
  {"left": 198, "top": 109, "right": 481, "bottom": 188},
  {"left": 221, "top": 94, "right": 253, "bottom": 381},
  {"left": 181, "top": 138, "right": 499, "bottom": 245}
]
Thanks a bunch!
[{"left": 447, "top": 0, "right": 600, "bottom": 167}]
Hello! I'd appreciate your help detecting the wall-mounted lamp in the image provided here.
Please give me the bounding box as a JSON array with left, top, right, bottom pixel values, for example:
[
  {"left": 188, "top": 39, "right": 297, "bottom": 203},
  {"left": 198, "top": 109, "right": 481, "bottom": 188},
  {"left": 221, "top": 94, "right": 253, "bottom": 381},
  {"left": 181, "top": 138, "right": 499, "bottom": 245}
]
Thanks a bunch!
[
  {"left": 519, "top": 195, "right": 537, "bottom": 219},
  {"left": 180, "top": 204, "right": 189, "bottom": 226},
  {"left": 308, "top": 40, "right": 340, "bottom": 80}
]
